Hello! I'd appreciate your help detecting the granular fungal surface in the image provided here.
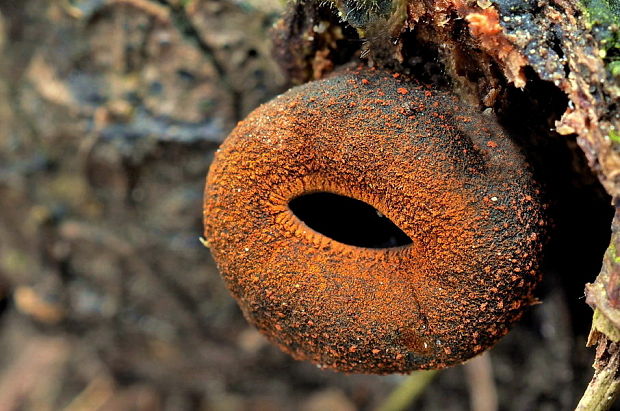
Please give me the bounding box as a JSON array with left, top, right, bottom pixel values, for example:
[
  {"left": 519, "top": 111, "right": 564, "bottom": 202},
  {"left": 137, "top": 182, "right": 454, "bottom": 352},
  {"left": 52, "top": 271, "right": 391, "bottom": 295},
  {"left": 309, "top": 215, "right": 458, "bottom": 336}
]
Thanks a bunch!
[{"left": 203, "top": 66, "right": 546, "bottom": 373}]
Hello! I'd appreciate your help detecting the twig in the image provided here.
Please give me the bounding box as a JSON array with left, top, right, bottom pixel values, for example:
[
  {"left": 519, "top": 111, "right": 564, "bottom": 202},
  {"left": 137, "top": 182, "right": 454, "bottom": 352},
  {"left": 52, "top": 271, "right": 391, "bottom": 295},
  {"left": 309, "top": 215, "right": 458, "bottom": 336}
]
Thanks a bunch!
[
  {"left": 582, "top": 223, "right": 620, "bottom": 410},
  {"left": 576, "top": 311, "right": 620, "bottom": 411},
  {"left": 0, "top": 337, "right": 69, "bottom": 411},
  {"left": 375, "top": 370, "right": 438, "bottom": 411},
  {"left": 63, "top": 375, "right": 115, "bottom": 411},
  {"left": 464, "top": 353, "right": 498, "bottom": 411}
]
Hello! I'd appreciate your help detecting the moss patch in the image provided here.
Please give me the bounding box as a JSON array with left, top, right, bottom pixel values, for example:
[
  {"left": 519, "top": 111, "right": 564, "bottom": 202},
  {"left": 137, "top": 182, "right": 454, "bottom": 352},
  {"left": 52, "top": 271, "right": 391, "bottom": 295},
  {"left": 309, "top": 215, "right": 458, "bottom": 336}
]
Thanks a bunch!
[
  {"left": 329, "top": 0, "right": 393, "bottom": 27},
  {"left": 583, "top": 0, "right": 620, "bottom": 74}
]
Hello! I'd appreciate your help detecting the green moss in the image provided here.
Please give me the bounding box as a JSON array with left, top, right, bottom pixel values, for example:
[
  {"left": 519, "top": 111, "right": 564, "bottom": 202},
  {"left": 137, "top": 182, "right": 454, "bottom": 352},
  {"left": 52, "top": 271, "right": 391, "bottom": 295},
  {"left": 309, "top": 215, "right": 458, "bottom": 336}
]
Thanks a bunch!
[
  {"left": 582, "top": 0, "right": 620, "bottom": 29},
  {"left": 329, "top": 0, "right": 394, "bottom": 28},
  {"left": 593, "top": 308, "right": 620, "bottom": 342},
  {"left": 583, "top": 0, "right": 620, "bottom": 75},
  {"left": 607, "top": 242, "right": 620, "bottom": 263},
  {"left": 609, "top": 128, "right": 620, "bottom": 143},
  {"left": 609, "top": 60, "right": 620, "bottom": 76}
]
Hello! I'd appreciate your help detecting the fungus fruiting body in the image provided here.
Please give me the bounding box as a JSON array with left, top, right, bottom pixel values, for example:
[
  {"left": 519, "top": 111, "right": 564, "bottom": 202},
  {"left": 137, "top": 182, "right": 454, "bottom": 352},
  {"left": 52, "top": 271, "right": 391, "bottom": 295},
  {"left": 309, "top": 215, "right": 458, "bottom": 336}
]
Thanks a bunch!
[{"left": 203, "top": 66, "right": 545, "bottom": 373}]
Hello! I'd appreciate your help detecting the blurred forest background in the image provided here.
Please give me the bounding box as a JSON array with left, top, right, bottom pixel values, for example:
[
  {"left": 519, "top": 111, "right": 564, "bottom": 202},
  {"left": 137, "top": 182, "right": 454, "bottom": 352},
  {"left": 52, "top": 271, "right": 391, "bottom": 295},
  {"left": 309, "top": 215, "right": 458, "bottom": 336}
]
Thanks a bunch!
[{"left": 0, "top": 0, "right": 617, "bottom": 409}]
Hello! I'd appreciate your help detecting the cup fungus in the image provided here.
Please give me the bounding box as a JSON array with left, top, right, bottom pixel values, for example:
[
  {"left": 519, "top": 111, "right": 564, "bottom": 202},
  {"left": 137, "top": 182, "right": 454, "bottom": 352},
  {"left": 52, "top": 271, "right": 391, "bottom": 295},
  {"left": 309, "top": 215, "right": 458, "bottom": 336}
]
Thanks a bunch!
[{"left": 203, "top": 66, "right": 546, "bottom": 373}]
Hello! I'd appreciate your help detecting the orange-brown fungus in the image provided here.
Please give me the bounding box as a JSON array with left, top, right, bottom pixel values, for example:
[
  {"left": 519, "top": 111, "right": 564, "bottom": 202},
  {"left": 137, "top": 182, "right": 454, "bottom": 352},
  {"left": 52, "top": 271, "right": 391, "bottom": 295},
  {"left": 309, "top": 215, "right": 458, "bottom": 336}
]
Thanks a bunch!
[{"left": 203, "top": 66, "right": 546, "bottom": 374}]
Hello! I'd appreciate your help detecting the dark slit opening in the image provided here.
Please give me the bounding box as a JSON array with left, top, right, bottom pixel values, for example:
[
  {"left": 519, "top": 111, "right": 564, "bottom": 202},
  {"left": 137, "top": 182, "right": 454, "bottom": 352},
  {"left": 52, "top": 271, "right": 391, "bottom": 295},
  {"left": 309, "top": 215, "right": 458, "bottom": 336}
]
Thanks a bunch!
[{"left": 288, "top": 192, "right": 413, "bottom": 249}]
